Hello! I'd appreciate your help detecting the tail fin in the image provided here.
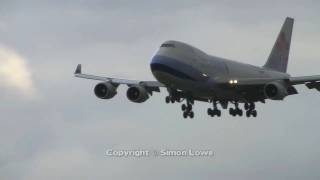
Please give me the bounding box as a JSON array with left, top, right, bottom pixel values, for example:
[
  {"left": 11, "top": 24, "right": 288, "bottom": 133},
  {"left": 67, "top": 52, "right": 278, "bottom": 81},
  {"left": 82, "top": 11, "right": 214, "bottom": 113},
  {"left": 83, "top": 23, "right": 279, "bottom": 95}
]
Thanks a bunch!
[{"left": 263, "top": 17, "right": 294, "bottom": 73}]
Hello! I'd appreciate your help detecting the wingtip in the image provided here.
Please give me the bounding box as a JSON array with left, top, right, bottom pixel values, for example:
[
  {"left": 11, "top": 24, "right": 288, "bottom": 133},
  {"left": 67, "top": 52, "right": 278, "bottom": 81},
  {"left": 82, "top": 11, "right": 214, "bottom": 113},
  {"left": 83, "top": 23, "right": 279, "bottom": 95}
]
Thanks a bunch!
[
  {"left": 75, "top": 64, "right": 82, "bottom": 74},
  {"left": 286, "top": 17, "right": 294, "bottom": 22}
]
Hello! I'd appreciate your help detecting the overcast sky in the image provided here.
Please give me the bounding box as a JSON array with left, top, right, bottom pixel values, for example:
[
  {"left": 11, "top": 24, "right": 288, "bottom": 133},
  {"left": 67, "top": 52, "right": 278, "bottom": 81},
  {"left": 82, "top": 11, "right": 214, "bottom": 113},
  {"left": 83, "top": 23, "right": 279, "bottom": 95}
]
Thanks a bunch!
[{"left": 1, "top": 0, "right": 320, "bottom": 179}]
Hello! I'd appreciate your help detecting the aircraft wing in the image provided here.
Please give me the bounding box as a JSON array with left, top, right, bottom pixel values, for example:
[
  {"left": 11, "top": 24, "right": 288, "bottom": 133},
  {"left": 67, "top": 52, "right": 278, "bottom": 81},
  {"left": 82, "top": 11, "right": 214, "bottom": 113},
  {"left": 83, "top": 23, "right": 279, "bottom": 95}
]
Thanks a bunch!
[
  {"left": 289, "top": 75, "right": 320, "bottom": 91},
  {"left": 74, "top": 64, "right": 165, "bottom": 91},
  {"left": 289, "top": 75, "right": 320, "bottom": 85}
]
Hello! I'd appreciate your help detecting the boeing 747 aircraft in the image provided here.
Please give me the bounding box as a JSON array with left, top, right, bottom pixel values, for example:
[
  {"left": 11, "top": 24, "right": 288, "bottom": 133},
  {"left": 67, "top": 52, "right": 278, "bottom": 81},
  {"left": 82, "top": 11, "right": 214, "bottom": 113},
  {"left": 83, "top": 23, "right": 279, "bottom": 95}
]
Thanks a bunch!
[{"left": 75, "top": 17, "right": 320, "bottom": 118}]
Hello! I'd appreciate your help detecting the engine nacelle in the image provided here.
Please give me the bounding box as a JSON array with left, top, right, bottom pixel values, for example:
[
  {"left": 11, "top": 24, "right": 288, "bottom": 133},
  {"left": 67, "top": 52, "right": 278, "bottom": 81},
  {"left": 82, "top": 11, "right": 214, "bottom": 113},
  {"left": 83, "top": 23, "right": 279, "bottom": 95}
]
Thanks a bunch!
[
  {"left": 126, "top": 85, "right": 149, "bottom": 103},
  {"left": 264, "top": 81, "right": 288, "bottom": 100},
  {"left": 94, "top": 82, "right": 117, "bottom": 99}
]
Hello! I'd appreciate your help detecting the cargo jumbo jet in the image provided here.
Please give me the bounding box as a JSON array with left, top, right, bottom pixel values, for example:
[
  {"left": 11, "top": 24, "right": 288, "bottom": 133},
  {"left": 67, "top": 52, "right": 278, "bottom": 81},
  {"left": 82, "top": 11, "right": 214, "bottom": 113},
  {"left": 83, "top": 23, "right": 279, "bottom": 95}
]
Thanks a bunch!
[{"left": 75, "top": 17, "right": 320, "bottom": 118}]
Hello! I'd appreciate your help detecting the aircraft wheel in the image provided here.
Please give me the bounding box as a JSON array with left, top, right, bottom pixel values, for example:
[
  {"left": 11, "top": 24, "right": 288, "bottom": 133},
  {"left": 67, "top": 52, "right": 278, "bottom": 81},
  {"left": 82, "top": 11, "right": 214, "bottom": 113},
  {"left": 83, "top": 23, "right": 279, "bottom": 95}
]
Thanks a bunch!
[
  {"left": 229, "top": 108, "right": 235, "bottom": 116},
  {"left": 229, "top": 108, "right": 233, "bottom": 114},
  {"left": 189, "top": 111, "right": 194, "bottom": 118},
  {"left": 212, "top": 109, "right": 218, "bottom": 117},
  {"left": 244, "top": 103, "right": 249, "bottom": 110},
  {"left": 182, "top": 104, "right": 187, "bottom": 111},
  {"left": 183, "top": 112, "right": 188, "bottom": 119},
  {"left": 250, "top": 103, "right": 256, "bottom": 110},
  {"left": 212, "top": 110, "right": 216, "bottom": 117},
  {"left": 187, "top": 104, "right": 192, "bottom": 111},
  {"left": 252, "top": 110, "right": 257, "bottom": 117},
  {"left": 165, "top": 96, "right": 170, "bottom": 103},
  {"left": 238, "top": 109, "right": 243, "bottom": 116},
  {"left": 170, "top": 98, "right": 175, "bottom": 103},
  {"left": 246, "top": 110, "right": 251, "bottom": 117},
  {"left": 217, "top": 110, "right": 221, "bottom": 117},
  {"left": 207, "top": 108, "right": 212, "bottom": 115}
]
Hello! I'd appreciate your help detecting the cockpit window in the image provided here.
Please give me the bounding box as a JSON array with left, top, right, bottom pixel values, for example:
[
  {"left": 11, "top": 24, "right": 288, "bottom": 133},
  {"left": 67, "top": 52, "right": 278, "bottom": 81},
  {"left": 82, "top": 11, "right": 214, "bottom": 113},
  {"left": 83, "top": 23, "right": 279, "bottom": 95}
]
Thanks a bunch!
[{"left": 161, "top": 43, "right": 175, "bottom": 48}]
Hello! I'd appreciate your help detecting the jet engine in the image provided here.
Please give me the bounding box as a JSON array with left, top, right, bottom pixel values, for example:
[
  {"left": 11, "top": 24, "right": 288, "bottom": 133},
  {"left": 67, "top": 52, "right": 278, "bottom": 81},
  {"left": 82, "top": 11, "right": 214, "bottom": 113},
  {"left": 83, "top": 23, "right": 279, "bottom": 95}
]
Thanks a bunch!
[
  {"left": 94, "top": 82, "right": 117, "bottom": 99},
  {"left": 264, "top": 81, "right": 288, "bottom": 100},
  {"left": 126, "top": 85, "right": 149, "bottom": 103}
]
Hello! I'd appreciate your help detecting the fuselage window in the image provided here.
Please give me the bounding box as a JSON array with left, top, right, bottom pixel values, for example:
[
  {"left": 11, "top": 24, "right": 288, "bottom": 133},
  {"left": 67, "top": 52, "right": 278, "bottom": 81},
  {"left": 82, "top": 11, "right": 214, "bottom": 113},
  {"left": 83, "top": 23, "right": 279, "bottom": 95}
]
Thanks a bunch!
[{"left": 161, "top": 43, "right": 175, "bottom": 48}]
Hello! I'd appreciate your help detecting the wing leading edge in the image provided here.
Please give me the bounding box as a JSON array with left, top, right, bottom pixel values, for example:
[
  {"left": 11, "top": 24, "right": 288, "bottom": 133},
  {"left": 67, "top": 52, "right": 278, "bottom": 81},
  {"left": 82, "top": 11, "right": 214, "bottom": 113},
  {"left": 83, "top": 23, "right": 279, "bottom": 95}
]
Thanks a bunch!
[
  {"left": 74, "top": 64, "right": 165, "bottom": 91},
  {"left": 290, "top": 75, "right": 320, "bottom": 91}
]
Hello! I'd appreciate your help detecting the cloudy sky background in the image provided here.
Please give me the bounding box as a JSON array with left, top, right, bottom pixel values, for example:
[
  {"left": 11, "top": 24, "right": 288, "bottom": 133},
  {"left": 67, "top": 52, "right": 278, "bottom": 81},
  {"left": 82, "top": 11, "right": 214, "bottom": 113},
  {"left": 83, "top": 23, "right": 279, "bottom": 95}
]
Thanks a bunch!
[{"left": 1, "top": 0, "right": 320, "bottom": 179}]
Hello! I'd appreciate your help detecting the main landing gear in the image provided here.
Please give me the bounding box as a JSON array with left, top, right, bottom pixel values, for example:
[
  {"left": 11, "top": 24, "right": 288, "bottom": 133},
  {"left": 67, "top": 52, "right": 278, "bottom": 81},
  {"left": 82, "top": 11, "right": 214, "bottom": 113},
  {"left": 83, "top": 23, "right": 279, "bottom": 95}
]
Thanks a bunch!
[
  {"left": 228, "top": 102, "right": 257, "bottom": 117},
  {"left": 181, "top": 99, "right": 194, "bottom": 119},
  {"left": 229, "top": 102, "right": 243, "bottom": 116},
  {"left": 207, "top": 101, "right": 221, "bottom": 117},
  {"left": 244, "top": 102, "right": 257, "bottom": 117},
  {"left": 165, "top": 95, "right": 175, "bottom": 103},
  {"left": 165, "top": 95, "right": 258, "bottom": 118}
]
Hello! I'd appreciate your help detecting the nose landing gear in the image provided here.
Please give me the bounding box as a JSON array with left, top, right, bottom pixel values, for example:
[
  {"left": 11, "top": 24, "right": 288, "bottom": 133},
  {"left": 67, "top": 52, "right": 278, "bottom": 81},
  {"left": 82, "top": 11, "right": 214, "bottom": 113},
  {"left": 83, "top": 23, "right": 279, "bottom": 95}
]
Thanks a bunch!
[{"left": 165, "top": 93, "right": 258, "bottom": 118}]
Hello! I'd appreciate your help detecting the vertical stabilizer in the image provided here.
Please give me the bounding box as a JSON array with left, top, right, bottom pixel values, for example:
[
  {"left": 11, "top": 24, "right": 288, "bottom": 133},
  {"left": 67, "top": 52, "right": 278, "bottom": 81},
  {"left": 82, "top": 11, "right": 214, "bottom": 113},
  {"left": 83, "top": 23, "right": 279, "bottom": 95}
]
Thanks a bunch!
[{"left": 263, "top": 17, "right": 294, "bottom": 72}]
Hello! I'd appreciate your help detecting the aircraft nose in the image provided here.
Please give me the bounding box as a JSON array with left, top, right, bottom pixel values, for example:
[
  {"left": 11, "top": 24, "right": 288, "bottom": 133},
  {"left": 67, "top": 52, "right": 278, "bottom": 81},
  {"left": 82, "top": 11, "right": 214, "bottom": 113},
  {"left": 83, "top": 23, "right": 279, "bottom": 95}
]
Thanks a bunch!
[
  {"left": 150, "top": 54, "right": 211, "bottom": 83},
  {"left": 150, "top": 55, "right": 164, "bottom": 72}
]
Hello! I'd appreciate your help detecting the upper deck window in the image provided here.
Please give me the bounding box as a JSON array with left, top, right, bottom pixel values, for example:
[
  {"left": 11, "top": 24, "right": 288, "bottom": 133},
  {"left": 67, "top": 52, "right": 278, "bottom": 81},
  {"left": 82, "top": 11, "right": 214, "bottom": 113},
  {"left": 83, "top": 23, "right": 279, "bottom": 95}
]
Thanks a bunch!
[{"left": 161, "top": 43, "right": 175, "bottom": 48}]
